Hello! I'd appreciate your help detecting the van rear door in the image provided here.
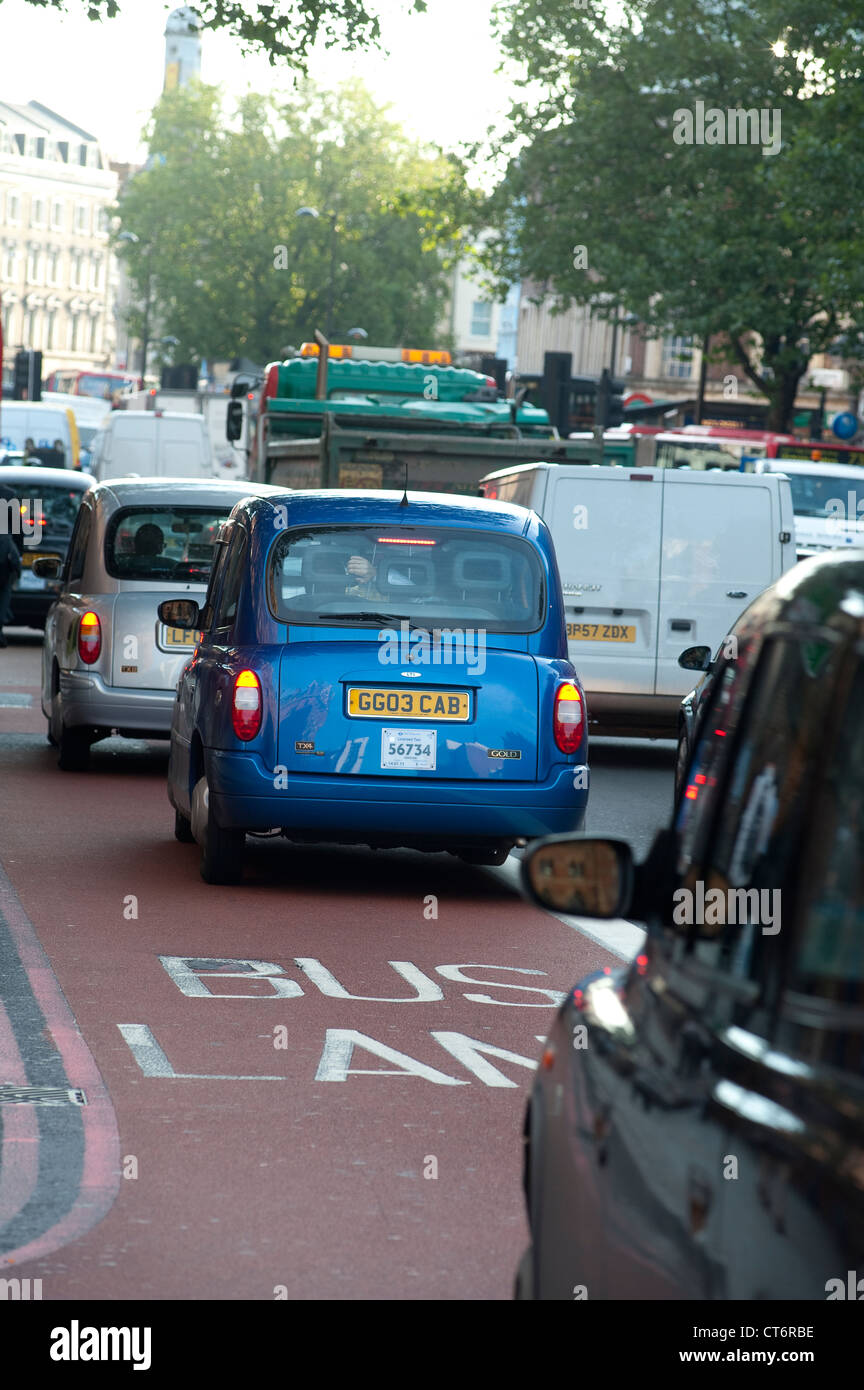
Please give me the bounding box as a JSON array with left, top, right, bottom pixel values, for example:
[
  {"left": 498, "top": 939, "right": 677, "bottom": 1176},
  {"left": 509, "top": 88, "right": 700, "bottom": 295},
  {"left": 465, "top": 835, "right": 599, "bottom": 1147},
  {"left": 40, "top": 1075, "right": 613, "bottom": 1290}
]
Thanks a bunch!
[
  {"left": 160, "top": 418, "right": 210, "bottom": 476},
  {"left": 654, "top": 472, "right": 782, "bottom": 697},
  {"left": 544, "top": 466, "right": 662, "bottom": 698}
]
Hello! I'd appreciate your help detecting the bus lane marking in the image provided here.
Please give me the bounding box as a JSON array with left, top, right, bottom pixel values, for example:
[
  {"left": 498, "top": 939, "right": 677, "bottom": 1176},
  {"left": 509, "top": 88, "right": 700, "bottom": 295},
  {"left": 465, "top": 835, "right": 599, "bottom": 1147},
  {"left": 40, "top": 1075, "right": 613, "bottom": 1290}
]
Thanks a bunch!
[{"left": 117, "top": 955, "right": 568, "bottom": 1088}]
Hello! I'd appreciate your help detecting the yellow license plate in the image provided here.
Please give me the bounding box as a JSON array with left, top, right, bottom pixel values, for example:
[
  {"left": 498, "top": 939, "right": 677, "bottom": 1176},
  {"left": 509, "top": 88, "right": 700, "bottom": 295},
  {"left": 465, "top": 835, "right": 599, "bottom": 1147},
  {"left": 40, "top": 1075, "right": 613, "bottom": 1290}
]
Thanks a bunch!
[
  {"left": 161, "top": 624, "right": 203, "bottom": 649},
  {"left": 347, "top": 687, "right": 470, "bottom": 721},
  {"left": 567, "top": 623, "right": 636, "bottom": 642},
  {"left": 23, "top": 551, "right": 60, "bottom": 569}
]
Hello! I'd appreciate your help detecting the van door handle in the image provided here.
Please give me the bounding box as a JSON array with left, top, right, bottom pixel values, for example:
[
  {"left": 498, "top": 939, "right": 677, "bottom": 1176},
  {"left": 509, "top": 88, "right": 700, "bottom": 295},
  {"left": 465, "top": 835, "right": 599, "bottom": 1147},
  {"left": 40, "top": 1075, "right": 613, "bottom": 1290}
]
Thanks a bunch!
[{"left": 726, "top": 591, "right": 747, "bottom": 598}]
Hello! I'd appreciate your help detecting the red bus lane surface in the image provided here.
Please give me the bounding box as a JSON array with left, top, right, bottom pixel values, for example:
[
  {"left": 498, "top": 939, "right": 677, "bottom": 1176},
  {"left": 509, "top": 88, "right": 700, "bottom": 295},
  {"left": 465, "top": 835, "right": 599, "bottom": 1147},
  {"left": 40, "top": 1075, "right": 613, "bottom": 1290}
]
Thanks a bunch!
[{"left": 0, "top": 636, "right": 616, "bottom": 1300}]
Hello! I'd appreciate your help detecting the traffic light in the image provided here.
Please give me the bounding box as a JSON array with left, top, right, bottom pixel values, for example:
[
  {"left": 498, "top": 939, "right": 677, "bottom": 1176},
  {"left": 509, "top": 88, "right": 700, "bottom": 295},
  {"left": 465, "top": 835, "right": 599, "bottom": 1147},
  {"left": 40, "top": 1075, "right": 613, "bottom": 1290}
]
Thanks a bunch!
[
  {"left": 595, "top": 369, "right": 625, "bottom": 428},
  {"left": 13, "top": 349, "right": 41, "bottom": 401},
  {"left": 543, "top": 351, "right": 572, "bottom": 436}
]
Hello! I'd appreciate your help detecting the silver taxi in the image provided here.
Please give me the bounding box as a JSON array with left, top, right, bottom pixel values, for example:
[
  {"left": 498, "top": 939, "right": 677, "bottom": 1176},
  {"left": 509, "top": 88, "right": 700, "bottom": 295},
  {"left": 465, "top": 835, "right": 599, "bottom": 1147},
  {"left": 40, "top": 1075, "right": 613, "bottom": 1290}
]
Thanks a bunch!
[{"left": 39, "top": 476, "right": 282, "bottom": 770}]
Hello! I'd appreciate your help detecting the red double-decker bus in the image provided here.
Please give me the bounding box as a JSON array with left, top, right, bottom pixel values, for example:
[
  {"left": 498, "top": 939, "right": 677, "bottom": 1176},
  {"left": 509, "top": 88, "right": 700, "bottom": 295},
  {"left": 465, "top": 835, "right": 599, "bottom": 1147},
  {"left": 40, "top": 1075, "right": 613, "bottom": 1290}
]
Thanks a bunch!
[{"left": 43, "top": 369, "right": 140, "bottom": 399}]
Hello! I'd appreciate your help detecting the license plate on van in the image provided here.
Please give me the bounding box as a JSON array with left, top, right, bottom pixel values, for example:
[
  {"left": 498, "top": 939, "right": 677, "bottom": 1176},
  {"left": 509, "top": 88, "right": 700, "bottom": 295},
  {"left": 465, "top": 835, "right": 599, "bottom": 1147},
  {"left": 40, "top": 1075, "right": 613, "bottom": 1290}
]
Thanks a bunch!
[{"left": 567, "top": 623, "right": 636, "bottom": 642}]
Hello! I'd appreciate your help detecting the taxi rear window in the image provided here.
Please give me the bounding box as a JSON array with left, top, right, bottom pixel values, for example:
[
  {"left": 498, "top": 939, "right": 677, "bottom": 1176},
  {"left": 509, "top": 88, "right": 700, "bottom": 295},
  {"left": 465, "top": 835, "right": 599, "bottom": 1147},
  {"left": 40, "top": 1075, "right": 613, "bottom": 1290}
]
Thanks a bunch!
[
  {"left": 268, "top": 524, "right": 545, "bottom": 633},
  {"left": 105, "top": 506, "right": 230, "bottom": 583}
]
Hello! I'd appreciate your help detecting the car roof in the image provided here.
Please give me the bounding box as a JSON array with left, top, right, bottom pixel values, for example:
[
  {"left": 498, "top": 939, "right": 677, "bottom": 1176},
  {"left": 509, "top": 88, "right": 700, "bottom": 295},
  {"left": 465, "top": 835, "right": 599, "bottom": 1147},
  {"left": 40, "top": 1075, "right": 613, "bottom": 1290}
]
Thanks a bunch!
[
  {"left": 91, "top": 476, "right": 283, "bottom": 508},
  {"left": 0, "top": 466, "right": 96, "bottom": 488},
  {"left": 754, "top": 549, "right": 864, "bottom": 633},
  {"left": 753, "top": 457, "right": 864, "bottom": 478},
  {"left": 237, "top": 488, "right": 536, "bottom": 535}
]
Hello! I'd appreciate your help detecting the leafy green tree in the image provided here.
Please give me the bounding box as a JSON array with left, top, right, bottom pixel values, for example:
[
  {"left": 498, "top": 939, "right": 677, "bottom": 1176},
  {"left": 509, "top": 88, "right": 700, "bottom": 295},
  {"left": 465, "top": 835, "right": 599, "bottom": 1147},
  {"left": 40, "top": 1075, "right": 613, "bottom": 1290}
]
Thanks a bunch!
[
  {"left": 11, "top": 0, "right": 427, "bottom": 66},
  {"left": 115, "top": 81, "right": 460, "bottom": 367},
  {"left": 473, "top": 0, "right": 864, "bottom": 429}
]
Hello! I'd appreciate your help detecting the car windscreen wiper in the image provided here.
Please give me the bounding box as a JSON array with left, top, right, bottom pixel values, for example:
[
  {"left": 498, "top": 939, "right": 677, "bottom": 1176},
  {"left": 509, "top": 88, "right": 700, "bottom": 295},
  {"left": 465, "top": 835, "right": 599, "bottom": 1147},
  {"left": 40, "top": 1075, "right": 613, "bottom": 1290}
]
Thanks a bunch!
[{"left": 314, "top": 611, "right": 417, "bottom": 626}]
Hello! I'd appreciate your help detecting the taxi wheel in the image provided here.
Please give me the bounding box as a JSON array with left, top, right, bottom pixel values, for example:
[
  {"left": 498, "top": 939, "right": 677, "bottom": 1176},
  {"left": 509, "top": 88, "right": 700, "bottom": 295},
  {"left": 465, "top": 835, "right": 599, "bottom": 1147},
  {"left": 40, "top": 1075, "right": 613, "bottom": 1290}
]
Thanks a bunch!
[
  {"left": 457, "top": 845, "right": 511, "bottom": 867},
  {"left": 174, "top": 808, "right": 195, "bottom": 844},
  {"left": 514, "top": 1245, "right": 535, "bottom": 1301},
  {"left": 57, "top": 725, "right": 91, "bottom": 772},
  {"left": 193, "top": 776, "right": 245, "bottom": 884}
]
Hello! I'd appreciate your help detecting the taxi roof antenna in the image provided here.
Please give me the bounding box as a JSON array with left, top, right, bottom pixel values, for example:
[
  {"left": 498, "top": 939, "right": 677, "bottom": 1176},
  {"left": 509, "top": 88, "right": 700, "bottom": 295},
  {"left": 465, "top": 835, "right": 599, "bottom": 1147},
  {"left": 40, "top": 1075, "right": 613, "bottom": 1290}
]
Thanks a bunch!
[{"left": 399, "top": 458, "right": 409, "bottom": 507}]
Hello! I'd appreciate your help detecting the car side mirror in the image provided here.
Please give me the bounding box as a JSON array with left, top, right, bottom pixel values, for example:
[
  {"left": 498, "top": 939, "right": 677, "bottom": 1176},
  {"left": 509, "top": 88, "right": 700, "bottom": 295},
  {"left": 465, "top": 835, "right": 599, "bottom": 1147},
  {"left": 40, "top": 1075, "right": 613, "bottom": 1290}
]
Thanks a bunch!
[
  {"left": 226, "top": 400, "right": 243, "bottom": 442},
  {"left": 678, "top": 644, "right": 712, "bottom": 672},
  {"left": 158, "top": 599, "right": 200, "bottom": 629},
  {"left": 32, "top": 556, "right": 62, "bottom": 579},
  {"left": 521, "top": 836, "right": 635, "bottom": 918}
]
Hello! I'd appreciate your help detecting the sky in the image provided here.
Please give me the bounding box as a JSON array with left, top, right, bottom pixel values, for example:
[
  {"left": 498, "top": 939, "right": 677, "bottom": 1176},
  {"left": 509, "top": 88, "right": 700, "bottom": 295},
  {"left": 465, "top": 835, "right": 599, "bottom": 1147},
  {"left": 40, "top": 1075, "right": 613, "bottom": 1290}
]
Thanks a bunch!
[{"left": 0, "top": 0, "right": 516, "bottom": 163}]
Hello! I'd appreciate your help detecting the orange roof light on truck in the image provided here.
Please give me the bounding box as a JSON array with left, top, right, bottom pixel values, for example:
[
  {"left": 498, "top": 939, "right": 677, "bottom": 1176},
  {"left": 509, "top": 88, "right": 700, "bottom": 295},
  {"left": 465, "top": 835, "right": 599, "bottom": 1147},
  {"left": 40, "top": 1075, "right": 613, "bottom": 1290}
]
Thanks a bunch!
[{"left": 299, "top": 343, "right": 452, "bottom": 366}]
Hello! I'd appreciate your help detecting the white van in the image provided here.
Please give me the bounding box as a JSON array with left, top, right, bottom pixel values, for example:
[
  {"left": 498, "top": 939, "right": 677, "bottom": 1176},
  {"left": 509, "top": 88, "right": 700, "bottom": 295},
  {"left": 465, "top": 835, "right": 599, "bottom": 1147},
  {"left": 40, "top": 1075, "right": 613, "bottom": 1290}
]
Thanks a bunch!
[
  {"left": 89, "top": 411, "right": 214, "bottom": 481},
  {"left": 0, "top": 400, "right": 80, "bottom": 468},
  {"left": 480, "top": 462, "right": 796, "bottom": 735},
  {"left": 751, "top": 457, "right": 864, "bottom": 558}
]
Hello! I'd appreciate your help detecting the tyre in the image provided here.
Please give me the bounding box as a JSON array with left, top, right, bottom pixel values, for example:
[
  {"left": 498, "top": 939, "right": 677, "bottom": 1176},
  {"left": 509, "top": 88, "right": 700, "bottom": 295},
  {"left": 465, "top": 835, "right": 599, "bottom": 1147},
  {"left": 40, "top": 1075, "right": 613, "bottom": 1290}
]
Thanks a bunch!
[
  {"left": 192, "top": 775, "right": 245, "bottom": 884},
  {"left": 514, "top": 1245, "right": 534, "bottom": 1300},
  {"left": 57, "top": 725, "right": 91, "bottom": 772},
  {"left": 174, "top": 807, "right": 195, "bottom": 844},
  {"left": 456, "top": 844, "right": 511, "bottom": 867}
]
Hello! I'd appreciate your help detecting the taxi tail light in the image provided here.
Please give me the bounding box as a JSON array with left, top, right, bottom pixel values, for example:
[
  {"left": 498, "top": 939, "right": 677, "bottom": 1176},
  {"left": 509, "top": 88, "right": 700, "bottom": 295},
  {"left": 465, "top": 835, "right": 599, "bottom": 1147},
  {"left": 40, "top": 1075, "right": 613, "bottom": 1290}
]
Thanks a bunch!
[
  {"left": 232, "top": 669, "right": 262, "bottom": 740},
  {"left": 554, "top": 681, "right": 584, "bottom": 754},
  {"left": 78, "top": 611, "right": 101, "bottom": 665}
]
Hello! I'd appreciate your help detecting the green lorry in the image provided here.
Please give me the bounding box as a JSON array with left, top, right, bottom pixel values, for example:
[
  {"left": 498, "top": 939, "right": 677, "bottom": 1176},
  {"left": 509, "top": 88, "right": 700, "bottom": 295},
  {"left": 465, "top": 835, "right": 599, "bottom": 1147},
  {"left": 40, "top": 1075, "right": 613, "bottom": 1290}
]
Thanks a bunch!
[{"left": 231, "top": 348, "right": 606, "bottom": 494}]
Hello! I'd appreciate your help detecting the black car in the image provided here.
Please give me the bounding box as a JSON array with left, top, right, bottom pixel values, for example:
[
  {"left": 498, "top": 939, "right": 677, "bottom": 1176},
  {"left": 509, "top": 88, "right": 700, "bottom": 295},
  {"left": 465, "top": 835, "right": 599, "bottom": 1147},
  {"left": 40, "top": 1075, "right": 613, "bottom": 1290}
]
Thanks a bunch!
[
  {"left": 517, "top": 550, "right": 864, "bottom": 1300},
  {"left": 0, "top": 466, "right": 95, "bottom": 628}
]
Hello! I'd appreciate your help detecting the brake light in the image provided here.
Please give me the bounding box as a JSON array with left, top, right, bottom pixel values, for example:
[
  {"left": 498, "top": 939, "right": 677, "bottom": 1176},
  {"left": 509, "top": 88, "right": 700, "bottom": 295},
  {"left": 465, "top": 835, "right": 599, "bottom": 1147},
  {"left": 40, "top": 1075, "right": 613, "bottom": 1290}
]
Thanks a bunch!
[
  {"left": 78, "top": 610, "right": 101, "bottom": 665},
  {"left": 554, "top": 681, "right": 584, "bottom": 754},
  {"left": 375, "top": 536, "right": 436, "bottom": 545},
  {"left": 232, "top": 669, "right": 262, "bottom": 740}
]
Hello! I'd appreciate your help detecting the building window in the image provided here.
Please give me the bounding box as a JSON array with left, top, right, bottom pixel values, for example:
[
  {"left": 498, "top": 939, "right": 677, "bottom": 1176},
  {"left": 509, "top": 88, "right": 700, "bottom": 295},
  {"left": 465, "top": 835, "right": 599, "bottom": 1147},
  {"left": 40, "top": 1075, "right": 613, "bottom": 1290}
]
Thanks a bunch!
[
  {"left": 30, "top": 197, "right": 45, "bottom": 227},
  {"left": 7, "top": 193, "right": 20, "bottom": 224},
  {"left": 51, "top": 199, "right": 64, "bottom": 230},
  {"left": 89, "top": 255, "right": 102, "bottom": 291},
  {"left": 21, "top": 309, "right": 32, "bottom": 344},
  {"left": 27, "top": 248, "right": 43, "bottom": 283},
  {"left": 469, "top": 300, "right": 493, "bottom": 337},
  {"left": 75, "top": 202, "right": 89, "bottom": 233},
  {"left": 2, "top": 246, "right": 16, "bottom": 280},
  {"left": 47, "top": 250, "right": 61, "bottom": 285},
  {"left": 97, "top": 206, "right": 110, "bottom": 235},
  {"left": 46, "top": 309, "right": 57, "bottom": 348},
  {"left": 78, "top": 144, "right": 88, "bottom": 167},
  {"left": 661, "top": 335, "right": 696, "bottom": 379}
]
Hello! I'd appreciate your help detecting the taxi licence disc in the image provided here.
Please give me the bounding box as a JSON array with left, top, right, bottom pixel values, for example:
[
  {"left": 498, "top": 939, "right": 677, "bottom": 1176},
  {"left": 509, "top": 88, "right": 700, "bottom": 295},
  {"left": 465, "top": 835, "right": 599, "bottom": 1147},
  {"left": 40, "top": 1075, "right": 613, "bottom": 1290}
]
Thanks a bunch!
[
  {"left": 159, "top": 624, "right": 203, "bottom": 650},
  {"left": 567, "top": 622, "right": 636, "bottom": 642},
  {"left": 347, "top": 687, "right": 470, "bottom": 721}
]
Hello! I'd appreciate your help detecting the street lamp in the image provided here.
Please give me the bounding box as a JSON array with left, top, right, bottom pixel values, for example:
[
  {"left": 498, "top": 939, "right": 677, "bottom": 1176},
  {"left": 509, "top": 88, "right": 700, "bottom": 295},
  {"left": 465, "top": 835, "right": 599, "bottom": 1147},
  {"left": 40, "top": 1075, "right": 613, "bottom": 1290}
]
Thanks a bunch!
[{"left": 295, "top": 205, "right": 338, "bottom": 339}]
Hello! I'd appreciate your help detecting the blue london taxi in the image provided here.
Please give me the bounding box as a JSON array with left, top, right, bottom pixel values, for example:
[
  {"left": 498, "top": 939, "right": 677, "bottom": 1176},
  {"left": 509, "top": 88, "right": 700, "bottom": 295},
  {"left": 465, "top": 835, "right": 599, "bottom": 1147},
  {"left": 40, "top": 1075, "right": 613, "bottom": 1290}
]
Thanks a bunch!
[{"left": 160, "top": 489, "right": 589, "bottom": 883}]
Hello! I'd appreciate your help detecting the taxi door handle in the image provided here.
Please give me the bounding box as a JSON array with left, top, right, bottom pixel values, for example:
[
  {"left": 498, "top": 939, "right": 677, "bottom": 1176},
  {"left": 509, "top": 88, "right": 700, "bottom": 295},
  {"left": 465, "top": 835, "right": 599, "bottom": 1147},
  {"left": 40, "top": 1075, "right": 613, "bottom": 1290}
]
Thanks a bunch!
[{"left": 727, "top": 591, "right": 747, "bottom": 598}]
